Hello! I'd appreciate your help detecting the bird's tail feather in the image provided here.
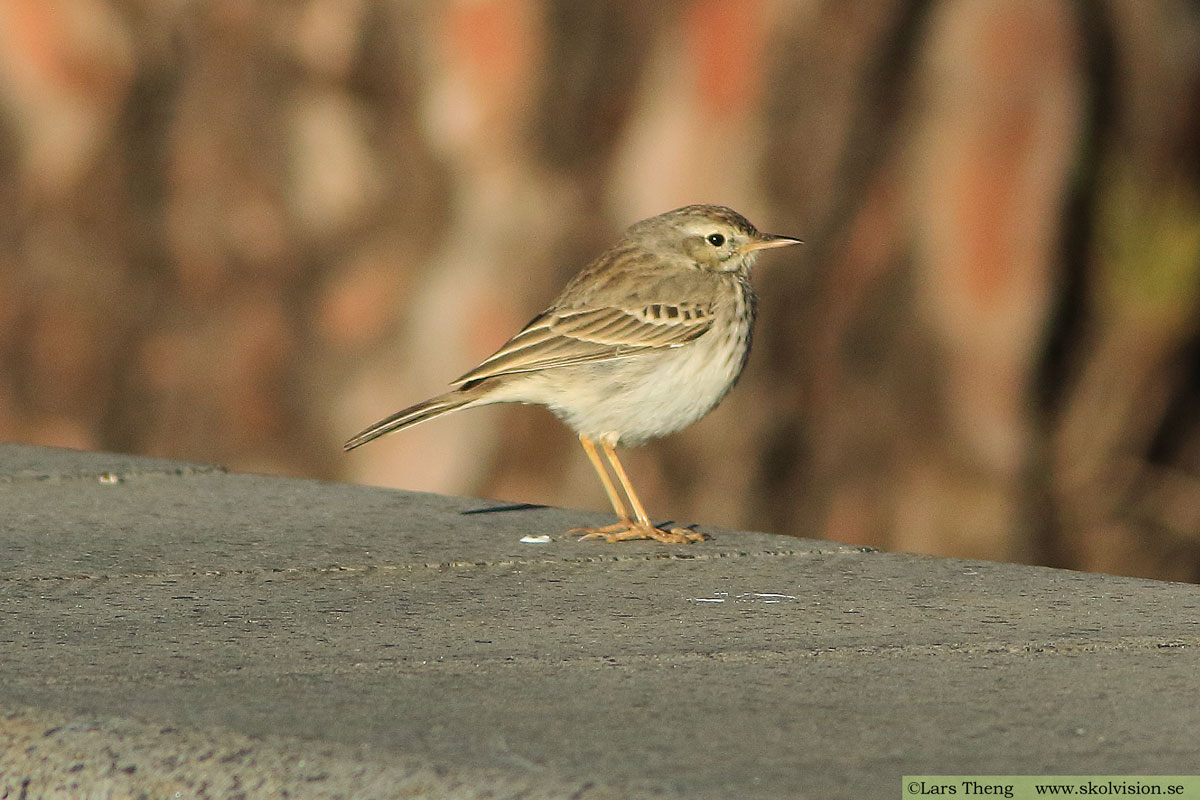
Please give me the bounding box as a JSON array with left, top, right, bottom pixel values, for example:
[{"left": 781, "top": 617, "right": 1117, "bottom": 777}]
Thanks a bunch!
[{"left": 344, "top": 390, "right": 478, "bottom": 451}]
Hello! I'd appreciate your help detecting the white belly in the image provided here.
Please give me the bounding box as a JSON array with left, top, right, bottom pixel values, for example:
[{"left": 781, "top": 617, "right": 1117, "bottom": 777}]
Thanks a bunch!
[{"left": 504, "top": 312, "right": 752, "bottom": 446}]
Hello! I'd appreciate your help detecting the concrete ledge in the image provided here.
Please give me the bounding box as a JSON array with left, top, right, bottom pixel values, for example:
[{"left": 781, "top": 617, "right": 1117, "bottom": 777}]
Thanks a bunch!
[
  {"left": 3, "top": 704, "right": 624, "bottom": 800},
  {"left": 1, "top": 443, "right": 1198, "bottom": 799}
]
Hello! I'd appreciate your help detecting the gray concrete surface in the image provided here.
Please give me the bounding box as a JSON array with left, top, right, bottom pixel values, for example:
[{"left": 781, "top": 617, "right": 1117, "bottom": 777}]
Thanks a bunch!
[{"left": 1, "top": 442, "right": 1198, "bottom": 799}]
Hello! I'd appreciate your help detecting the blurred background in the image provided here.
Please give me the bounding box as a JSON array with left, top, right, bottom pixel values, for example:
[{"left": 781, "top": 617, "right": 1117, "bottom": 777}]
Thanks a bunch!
[{"left": 1, "top": 0, "right": 1198, "bottom": 580}]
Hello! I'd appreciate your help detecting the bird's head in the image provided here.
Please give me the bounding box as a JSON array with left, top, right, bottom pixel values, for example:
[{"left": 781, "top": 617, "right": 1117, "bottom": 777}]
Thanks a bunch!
[{"left": 628, "top": 204, "right": 802, "bottom": 274}]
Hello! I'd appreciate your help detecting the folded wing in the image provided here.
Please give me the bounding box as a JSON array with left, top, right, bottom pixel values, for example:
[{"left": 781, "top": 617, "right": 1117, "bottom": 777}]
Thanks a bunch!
[{"left": 451, "top": 302, "right": 713, "bottom": 387}]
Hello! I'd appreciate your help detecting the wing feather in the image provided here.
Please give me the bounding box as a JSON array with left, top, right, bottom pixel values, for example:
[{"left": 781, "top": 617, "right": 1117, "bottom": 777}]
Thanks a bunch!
[{"left": 450, "top": 304, "right": 712, "bottom": 387}]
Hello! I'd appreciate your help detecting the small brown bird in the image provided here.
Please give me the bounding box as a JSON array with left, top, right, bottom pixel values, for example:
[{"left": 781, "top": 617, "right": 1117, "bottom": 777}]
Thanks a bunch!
[{"left": 345, "top": 204, "right": 801, "bottom": 543}]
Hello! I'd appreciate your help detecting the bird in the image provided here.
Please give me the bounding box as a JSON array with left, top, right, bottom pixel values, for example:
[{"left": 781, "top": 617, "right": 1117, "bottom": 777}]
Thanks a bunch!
[{"left": 345, "top": 204, "right": 802, "bottom": 543}]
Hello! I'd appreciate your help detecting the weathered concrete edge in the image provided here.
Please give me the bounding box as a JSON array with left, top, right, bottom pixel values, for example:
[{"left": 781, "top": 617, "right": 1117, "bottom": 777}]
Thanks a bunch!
[
  {"left": 0, "top": 704, "right": 621, "bottom": 800},
  {"left": 0, "top": 441, "right": 226, "bottom": 484},
  {"left": 0, "top": 542, "right": 878, "bottom": 586},
  {"left": 0, "top": 464, "right": 226, "bottom": 485}
]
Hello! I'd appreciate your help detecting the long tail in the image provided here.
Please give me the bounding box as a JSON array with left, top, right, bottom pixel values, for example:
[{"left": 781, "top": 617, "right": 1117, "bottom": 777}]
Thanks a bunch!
[{"left": 344, "top": 389, "right": 481, "bottom": 451}]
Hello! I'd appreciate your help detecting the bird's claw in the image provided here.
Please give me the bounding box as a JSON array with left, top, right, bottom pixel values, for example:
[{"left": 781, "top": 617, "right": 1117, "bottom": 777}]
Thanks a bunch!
[{"left": 571, "top": 522, "right": 709, "bottom": 544}]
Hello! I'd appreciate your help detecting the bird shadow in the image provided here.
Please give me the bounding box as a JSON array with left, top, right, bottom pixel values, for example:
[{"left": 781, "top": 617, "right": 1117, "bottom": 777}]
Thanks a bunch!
[{"left": 460, "top": 502, "right": 549, "bottom": 515}]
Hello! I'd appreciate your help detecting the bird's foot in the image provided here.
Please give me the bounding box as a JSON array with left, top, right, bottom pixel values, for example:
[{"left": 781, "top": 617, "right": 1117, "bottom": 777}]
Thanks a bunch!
[{"left": 571, "top": 521, "right": 709, "bottom": 544}]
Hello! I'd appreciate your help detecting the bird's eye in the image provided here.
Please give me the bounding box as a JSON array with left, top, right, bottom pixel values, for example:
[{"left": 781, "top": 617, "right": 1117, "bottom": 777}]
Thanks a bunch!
[{"left": 706, "top": 233, "right": 725, "bottom": 247}]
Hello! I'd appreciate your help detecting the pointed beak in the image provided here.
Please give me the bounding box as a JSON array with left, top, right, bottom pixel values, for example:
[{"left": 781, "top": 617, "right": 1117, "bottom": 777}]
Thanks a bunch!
[{"left": 738, "top": 233, "right": 804, "bottom": 254}]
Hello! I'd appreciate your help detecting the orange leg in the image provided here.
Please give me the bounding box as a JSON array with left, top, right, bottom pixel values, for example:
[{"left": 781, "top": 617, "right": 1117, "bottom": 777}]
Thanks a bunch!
[
  {"left": 567, "top": 434, "right": 634, "bottom": 534},
  {"left": 573, "top": 436, "right": 707, "bottom": 544},
  {"left": 600, "top": 439, "right": 653, "bottom": 525}
]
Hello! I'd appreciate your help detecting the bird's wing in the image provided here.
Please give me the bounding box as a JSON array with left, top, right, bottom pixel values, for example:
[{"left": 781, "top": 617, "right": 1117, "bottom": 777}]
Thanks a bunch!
[{"left": 449, "top": 302, "right": 714, "bottom": 387}]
